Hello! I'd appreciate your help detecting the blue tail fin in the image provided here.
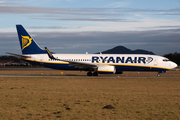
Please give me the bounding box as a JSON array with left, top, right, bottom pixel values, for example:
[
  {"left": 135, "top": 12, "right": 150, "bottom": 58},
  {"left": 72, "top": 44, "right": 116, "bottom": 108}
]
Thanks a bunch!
[{"left": 16, "top": 25, "right": 46, "bottom": 54}]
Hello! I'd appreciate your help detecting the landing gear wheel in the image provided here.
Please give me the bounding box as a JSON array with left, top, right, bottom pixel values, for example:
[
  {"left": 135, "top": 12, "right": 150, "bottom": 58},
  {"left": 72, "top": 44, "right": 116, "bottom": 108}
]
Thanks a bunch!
[
  {"left": 92, "top": 72, "right": 98, "bottom": 76},
  {"left": 87, "top": 71, "right": 92, "bottom": 76}
]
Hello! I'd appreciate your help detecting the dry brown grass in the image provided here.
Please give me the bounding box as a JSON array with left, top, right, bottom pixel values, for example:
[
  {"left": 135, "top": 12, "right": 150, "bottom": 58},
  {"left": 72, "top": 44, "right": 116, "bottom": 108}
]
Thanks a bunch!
[{"left": 0, "top": 76, "right": 180, "bottom": 120}]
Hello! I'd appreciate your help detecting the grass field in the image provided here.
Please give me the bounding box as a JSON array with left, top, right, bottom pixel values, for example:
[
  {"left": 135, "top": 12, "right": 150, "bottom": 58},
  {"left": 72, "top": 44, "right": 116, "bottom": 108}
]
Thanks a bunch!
[{"left": 0, "top": 70, "right": 180, "bottom": 119}]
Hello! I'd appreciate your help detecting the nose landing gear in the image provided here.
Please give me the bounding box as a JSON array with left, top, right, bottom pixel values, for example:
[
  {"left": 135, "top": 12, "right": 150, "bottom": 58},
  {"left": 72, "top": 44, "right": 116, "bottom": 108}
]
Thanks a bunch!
[
  {"left": 157, "top": 73, "right": 161, "bottom": 77},
  {"left": 157, "top": 71, "right": 167, "bottom": 77}
]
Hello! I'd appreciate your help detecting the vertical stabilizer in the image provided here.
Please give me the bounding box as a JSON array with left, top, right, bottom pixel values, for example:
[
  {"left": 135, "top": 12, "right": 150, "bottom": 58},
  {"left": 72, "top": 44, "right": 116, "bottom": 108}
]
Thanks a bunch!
[{"left": 16, "top": 25, "right": 46, "bottom": 54}]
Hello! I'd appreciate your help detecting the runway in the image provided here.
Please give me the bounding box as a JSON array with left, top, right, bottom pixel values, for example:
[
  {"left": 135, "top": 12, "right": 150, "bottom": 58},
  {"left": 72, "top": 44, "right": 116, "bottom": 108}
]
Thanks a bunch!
[
  {"left": 0, "top": 68, "right": 180, "bottom": 78},
  {"left": 1, "top": 74, "right": 180, "bottom": 78}
]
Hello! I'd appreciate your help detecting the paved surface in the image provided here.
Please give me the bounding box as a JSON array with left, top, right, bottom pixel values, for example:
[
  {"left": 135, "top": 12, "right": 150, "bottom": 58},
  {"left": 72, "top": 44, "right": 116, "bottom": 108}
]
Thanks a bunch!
[
  {"left": 0, "top": 68, "right": 52, "bottom": 70},
  {"left": 0, "top": 68, "right": 179, "bottom": 78},
  {"left": 0, "top": 74, "right": 180, "bottom": 78}
]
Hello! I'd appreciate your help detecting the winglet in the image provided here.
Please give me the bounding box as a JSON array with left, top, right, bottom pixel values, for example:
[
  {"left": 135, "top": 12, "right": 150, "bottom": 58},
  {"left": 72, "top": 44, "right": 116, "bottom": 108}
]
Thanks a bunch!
[{"left": 45, "top": 47, "right": 55, "bottom": 59}]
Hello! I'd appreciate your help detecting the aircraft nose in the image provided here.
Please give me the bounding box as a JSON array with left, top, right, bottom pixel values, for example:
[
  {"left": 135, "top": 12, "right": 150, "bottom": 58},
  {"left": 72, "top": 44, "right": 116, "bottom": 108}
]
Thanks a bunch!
[{"left": 171, "top": 62, "right": 178, "bottom": 69}]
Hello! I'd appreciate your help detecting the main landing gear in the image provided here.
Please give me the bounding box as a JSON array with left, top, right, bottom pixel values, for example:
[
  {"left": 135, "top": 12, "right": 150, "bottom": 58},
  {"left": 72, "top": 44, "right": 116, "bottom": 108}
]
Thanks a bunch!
[{"left": 87, "top": 71, "right": 98, "bottom": 76}]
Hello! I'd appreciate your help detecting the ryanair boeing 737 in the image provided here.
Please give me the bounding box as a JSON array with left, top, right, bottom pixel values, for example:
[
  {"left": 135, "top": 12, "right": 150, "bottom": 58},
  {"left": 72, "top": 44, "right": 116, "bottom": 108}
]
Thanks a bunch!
[{"left": 6, "top": 25, "right": 178, "bottom": 76}]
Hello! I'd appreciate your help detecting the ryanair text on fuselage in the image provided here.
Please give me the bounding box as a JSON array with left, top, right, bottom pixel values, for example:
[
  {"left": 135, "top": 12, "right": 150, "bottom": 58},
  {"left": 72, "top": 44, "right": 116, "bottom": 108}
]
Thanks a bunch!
[{"left": 92, "top": 56, "right": 153, "bottom": 64}]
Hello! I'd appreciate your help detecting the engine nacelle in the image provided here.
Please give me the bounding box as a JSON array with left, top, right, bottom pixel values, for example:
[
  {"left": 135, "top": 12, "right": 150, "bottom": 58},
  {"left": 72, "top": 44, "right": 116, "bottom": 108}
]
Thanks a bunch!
[{"left": 98, "top": 65, "right": 116, "bottom": 74}]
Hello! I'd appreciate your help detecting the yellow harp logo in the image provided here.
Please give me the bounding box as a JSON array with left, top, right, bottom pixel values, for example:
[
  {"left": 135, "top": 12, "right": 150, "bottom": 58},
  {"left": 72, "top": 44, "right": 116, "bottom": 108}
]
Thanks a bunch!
[{"left": 21, "top": 35, "right": 32, "bottom": 50}]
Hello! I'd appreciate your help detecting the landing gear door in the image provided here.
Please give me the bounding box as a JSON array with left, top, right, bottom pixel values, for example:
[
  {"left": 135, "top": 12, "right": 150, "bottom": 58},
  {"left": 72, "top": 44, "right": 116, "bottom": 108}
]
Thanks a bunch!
[{"left": 154, "top": 58, "right": 158, "bottom": 66}]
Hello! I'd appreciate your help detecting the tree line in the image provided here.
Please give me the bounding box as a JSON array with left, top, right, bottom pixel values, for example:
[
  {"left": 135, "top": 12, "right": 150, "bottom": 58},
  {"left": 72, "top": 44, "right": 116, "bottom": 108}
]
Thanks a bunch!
[
  {"left": 164, "top": 52, "right": 180, "bottom": 66},
  {"left": 0, "top": 56, "right": 21, "bottom": 62}
]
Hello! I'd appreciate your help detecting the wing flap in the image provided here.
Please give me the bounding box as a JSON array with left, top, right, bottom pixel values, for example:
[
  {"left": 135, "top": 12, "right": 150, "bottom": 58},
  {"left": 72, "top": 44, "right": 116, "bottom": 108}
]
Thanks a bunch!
[{"left": 68, "top": 61, "right": 97, "bottom": 69}]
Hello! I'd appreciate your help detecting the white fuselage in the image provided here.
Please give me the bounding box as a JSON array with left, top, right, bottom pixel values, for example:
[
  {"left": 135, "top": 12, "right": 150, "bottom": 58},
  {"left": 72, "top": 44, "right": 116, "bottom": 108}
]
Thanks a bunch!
[{"left": 24, "top": 53, "right": 177, "bottom": 72}]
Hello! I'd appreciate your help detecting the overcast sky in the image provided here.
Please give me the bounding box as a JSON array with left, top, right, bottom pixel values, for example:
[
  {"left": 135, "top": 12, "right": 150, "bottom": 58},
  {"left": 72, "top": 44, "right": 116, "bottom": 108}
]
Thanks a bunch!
[{"left": 0, "top": 0, "right": 180, "bottom": 55}]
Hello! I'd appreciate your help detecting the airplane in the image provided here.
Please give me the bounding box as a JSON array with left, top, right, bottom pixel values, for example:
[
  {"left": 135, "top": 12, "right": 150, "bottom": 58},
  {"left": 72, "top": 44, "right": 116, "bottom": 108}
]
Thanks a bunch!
[{"left": 6, "top": 25, "right": 178, "bottom": 76}]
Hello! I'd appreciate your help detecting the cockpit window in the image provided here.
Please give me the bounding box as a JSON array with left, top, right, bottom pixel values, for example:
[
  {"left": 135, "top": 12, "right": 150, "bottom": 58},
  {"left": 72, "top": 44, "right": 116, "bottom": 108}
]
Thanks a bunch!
[{"left": 163, "top": 59, "right": 170, "bottom": 62}]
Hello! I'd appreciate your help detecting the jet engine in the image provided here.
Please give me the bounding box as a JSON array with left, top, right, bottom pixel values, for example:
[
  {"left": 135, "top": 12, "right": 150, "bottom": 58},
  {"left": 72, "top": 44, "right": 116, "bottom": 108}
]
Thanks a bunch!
[{"left": 97, "top": 65, "right": 116, "bottom": 74}]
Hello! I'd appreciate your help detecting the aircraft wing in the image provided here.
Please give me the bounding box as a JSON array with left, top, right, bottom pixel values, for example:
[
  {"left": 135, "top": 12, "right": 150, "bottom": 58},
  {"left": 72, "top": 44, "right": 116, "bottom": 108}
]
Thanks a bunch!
[
  {"left": 5, "top": 52, "right": 31, "bottom": 59},
  {"left": 63, "top": 60, "right": 97, "bottom": 69},
  {"left": 45, "top": 47, "right": 97, "bottom": 70}
]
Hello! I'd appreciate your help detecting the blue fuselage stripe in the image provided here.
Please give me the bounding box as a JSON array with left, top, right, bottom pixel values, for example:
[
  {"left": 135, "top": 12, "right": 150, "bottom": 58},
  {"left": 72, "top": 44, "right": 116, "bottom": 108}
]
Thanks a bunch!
[{"left": 25, "top": 60, "right": 168, "bottom": 72}]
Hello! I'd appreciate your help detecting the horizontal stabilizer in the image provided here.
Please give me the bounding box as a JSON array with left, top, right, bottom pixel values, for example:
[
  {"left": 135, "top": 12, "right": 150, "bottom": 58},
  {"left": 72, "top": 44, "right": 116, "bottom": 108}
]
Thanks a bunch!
[{"left": 5, "top": 52, "right": 31, "bottom": 58}]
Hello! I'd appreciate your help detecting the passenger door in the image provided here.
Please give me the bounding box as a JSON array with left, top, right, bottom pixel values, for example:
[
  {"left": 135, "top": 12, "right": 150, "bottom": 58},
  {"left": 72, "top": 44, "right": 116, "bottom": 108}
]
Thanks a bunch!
[{"left": 154, "top": 58, "right": 158, "bottom": 66}]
